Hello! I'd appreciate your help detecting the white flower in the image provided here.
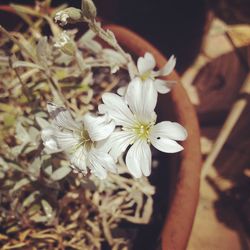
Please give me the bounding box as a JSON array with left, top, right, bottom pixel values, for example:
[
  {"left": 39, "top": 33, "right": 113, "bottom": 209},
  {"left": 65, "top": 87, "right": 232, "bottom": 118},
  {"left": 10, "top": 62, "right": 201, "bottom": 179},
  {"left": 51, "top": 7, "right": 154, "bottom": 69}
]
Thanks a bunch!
[
  {"left": 55, "top": 11, "right": 70, "bottom": 26},
  {"left": 54, "top": 31, "right": 71, "bottom": 48},
  {"left": 137, "top": 52, "right": 176, "bottom": 94},
  {"left": 41, "top": 103, "right": 116, "bottom": 179},
  {"left": 54, "top": 31, "right": 76, "bottom": 56},
  {"left": 117, "top": 52, "right": 176, "bottom": 96},
  {"left": 99, "top": 78, "right": 187, "bottom": 178}
]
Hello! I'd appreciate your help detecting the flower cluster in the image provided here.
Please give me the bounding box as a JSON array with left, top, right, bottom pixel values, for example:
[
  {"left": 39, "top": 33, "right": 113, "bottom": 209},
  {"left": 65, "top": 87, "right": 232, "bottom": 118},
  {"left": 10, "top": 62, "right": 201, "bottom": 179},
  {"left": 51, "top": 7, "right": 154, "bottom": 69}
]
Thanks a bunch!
[{"left": 42, "top": 53, "right": 187, "bottom": 179}]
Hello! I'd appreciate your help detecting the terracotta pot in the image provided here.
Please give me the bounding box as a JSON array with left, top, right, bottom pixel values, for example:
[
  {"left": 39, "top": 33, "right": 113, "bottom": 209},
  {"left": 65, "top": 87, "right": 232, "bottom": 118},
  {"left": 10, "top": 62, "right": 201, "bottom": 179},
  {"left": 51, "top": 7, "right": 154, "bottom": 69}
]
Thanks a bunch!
[
  {"left": 0, "top": 6, "right": 202, "bottom": 250},
  {"left": 105, "top": 25, "right": 202, "bottom": 250}
]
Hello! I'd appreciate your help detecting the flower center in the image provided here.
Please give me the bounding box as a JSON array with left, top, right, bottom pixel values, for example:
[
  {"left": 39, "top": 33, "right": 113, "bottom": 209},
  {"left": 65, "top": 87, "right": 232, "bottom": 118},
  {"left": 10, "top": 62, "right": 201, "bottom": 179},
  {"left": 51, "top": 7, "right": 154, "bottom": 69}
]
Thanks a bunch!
[
  {"left": 133, "top": 123, "right": 151, "bottom": 140},
  {"left": 140, "top": 70, "right": 152, "bottom": 81},
  {"left": 77, "top": 129, "right": 92, "bottom": 151}
]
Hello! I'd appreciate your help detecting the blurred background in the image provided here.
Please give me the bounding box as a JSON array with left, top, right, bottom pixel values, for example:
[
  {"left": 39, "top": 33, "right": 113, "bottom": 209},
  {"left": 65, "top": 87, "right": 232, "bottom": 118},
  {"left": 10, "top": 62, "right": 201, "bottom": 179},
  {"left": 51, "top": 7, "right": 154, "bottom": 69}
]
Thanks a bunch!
[{"left": 1, "top": 0, "right": 250, "bottom": 249}]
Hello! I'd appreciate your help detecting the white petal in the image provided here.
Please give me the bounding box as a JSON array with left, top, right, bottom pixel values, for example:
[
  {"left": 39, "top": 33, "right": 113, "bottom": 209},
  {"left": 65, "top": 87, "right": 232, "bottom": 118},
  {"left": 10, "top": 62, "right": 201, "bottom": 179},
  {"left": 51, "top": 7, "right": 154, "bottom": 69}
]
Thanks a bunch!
[
  {"left": 141, "top": 79, "right": 158, "bottom": 121},
  {"left": 41, "top": 127, "right": 61, "bottom": 153},
  {"left": 70, "top": 147, "right": 87, "bottom": 173},
  {"left": 98, "top": 104, "right": 108, "bottom": 114},
  {"left": 83, "top": 113, "right": 115, "bottom": 142},
  {"left": 126, "top": 78, "right": 157, "bottom": 123},
  {"left": 43, "top": 138, "right": 61, "bottom": 153},
  {"left": 150, "top": 121, "right": 187, "bottom": 141},
  {"left": 154, "top": 79, "right": 171, "bottom": 94},
  {"left": 126, "top": 139, "right": 151, "bottom": 178},
  {"left": 159, "top": 55, "right": 176, "bottom": 76},
  {"left": 54, "top": 130, "right": 79, "bottom": 150},
  {"left": 41, "top": 126, "right": 78, "bottom": 153},
  {"left": 47, "top": 102, "right": 80, "bottom": 131},
  {"left": 87, "top": 149, "right": 111, "bottom": 179},
  {"left": 117, "top": 86, "right": 127, "bottom": 96},
  {"left": 100, "top": 93, "right": 135, "bottom": 127},
  {"left": 100, "top": 130, "right": 135, "bottom": 161},
  {"left": 150, "top": 136, "right": 183, "bottom": 153},
  {"left": 90, "top": 148, "right": 117, "bottom": 173},
  {"left": 126, "top": 78, "right": 143, "bottom": 116},
  {"left": 41, "top": 127, "right": 55, "bottom": 141},
  {"left": 137, "top": 52, "right": 156, "bottom": 75}
]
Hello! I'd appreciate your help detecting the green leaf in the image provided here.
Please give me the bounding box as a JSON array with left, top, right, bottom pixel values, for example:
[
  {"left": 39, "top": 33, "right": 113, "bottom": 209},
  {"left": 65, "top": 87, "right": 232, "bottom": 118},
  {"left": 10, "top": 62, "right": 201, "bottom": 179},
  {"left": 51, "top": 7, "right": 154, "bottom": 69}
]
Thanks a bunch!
[
  {"left": 36, "top": 116, "right": 50, "bottom": 129},
  {"left": 36, "top": 37, "right": 50, "bottom": 69},
  {"left": 16, "top": 122, "right": 30, "bottom": 143},
  {"left": 12, "top": 144, "right": 26, "bottom": 156},
  {"left": 23, "top": 191, "right": 40, "bottom": 208},
  {"left": 0, "top": 157, "right": 9, "bottom": 170},
  {"left": 10, "top": 4, "right": 44, "bottom": 17},
  {"left": 12, "top": 60, "right": 44, "bottom": 70},
  {"left": 30, "top": 214, "right": 48, "bottom": 223},
  {"left": 0, "top": 103, "right": 16, "bottom": 112},
  {"left": 41, "top": 199, "right": 53, "bottom": 218},
  {"left": 0, "top": 172, "right": 5, "bottom": 179},
  {"left": 29, "top": 157, "right": 42, "bottom": 179},
  {"left": 44, "top": 165, "right": 53, "bottom": 175},
  {"left": 28, "top": 126, "right": 40, "bottom": 142},
  {"left": 51, "top": 165, "right": 71, "bottom": 181},
  {"left": 3, "top": 114, "right": 16, "bottom": 127},
  {"left": 11, "top": 178, "right": 30, "bottom": 193}
]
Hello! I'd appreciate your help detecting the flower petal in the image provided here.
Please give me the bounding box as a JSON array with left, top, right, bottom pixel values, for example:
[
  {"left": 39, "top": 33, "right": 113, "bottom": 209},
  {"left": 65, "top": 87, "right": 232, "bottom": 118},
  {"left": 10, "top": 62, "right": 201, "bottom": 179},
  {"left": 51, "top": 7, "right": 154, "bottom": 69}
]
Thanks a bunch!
[
  {"left": 83, "top": 113, "right": 115, "bottom": 142},
  {"left": 126, "top": 78, "right": 157, "bottom": 123},
  {"left": 41, "top": 127, "right": 55, "bottom": 141},
  {"left": 150, "top": 121, "right": 187, "bottom": 141},
  {"left": 159, "top": 55, "right": 176, "bottom": 76},
  {"left": 117, "top": 86, "right": 127, "bottom": 96},
  {"left": 90, "top": 148, "right": 117, "bottom": 173},
  {"left": 137, "top": 52, "right": 156, "bottom": 75},
  {"left": 125, "top": 78, "right": 143, "bottom": 116},
  {"left": 44, "top": 138, "right": 61, "bottom": 153},
  {"left": 87, "top": 149, "right": 111, "bottom": 179},
  {"left": 141, "top": 79, "right": 157, "bottom": 121},
  {"left": 100, "top": 93, "right": 135, "bottom": 127},
  {"left": 126, "top": 139, "right": 152, "bottom": 178},
  {"left": 150, "top": 136, "right": 184, "bottom": 153},
  {"left": 154, "top": 79, "right": 171, "bottom": 94},
  {"left": 99, "top": 130, "right": 135, "bottom": 161},
  {"left": 54, "top": 130, "right": 79, "bottom": 150},
  {"left": 70, "top": 147, "right": 87, "bottom": 173},
  {"left": 47, "top": 102, "right": 80, "bottom": 131},
  {"left": 41, "top": 127, "right": 61, "bottom": 153}
]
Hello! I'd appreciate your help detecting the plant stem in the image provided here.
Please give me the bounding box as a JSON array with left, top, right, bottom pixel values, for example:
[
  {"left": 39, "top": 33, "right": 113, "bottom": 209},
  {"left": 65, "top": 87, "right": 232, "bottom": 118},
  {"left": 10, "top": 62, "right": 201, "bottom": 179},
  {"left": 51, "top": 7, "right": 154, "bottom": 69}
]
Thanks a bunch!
[
  {"left": 9, "top": 58, "right": 33, "bottom": 102},
  {"left": 45, "top": 73, "right": 70, "bottom": 109},
  {"left": 86, "top": 20, "right": 138, "bottom": 79}
]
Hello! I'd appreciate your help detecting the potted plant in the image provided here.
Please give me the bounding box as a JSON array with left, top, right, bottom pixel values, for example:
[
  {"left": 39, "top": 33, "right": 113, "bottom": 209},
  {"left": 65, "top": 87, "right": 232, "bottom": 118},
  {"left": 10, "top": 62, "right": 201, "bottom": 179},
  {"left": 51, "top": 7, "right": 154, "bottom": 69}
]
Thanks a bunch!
[{"left": 0, "top": 1, "right": 201, "bottom": 249}]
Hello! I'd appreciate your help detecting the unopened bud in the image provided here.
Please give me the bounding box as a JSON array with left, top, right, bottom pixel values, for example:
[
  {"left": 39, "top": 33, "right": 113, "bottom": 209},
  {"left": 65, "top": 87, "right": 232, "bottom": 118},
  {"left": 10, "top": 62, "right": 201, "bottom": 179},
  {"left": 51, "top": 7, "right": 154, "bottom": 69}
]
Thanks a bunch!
[
  {"left": 55, "top": 7, "right": 82, "bottom": 26},
  {"left": 81, "top": 0, "right": 97, "bottom": 20}
]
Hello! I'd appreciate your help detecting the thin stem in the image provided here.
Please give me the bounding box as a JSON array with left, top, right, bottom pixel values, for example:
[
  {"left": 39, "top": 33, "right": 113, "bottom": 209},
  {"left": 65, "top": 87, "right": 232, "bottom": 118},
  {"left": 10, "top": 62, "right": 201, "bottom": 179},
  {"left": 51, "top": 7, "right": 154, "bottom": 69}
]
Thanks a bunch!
[
  {"left": 9, "top": 58, "right": 33, "bottom": 102},
  {"left": 75, "top": 50, "right": 87, "bottom": 73},
  {"left": 86, "top": 20, "right": 138, "bottom": 79},
  {"left": 45, "top": 73, "right": 70, "bottom": 109}
]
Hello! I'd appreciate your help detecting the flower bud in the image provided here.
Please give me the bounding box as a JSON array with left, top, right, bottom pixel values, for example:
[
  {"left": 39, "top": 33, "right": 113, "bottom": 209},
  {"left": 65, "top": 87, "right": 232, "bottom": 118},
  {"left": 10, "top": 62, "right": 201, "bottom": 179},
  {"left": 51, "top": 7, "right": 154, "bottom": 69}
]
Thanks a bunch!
[
  {"left": 55, "top": 7, "right": 83, "bottom": 26},
  {"left": 81, "top": 0, "right": 97, "bottom": 20}
]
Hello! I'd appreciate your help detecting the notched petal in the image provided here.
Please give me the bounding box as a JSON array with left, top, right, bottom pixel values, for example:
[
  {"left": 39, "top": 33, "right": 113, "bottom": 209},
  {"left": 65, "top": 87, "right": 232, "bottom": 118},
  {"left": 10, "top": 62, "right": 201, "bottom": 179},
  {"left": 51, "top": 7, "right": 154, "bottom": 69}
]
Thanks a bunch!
[{"left": 47, "top": 102, "right": 80, "bottom": 131}]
